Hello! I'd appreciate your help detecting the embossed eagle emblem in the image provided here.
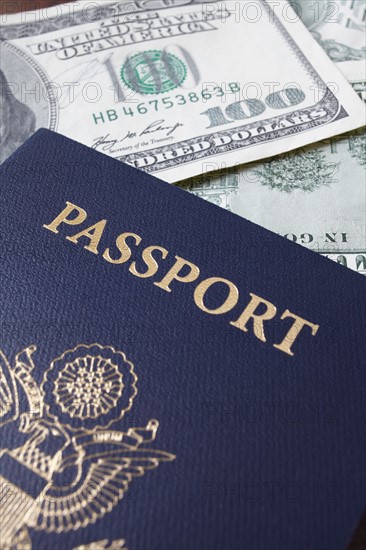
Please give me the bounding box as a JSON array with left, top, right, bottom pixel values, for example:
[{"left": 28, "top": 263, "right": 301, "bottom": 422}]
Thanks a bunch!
[{"left": 0, "top": 344, "right": 175, "bottom": 548}]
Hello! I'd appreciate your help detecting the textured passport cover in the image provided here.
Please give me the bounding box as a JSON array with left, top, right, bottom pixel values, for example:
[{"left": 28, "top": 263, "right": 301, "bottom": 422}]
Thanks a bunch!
[{"left": 0, "top": 129, "right": 365, "bottom": 550}]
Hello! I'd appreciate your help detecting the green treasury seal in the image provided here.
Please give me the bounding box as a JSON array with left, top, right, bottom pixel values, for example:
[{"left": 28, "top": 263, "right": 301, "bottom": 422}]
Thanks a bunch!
[{"left": 121, "top": 50, "right": 187, "bottom": 95}]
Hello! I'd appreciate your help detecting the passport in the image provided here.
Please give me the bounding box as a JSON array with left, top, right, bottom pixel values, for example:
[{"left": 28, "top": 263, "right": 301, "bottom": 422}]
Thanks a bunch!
[{"left": 0, "top": 129, "right": 365, "bottom": 550}]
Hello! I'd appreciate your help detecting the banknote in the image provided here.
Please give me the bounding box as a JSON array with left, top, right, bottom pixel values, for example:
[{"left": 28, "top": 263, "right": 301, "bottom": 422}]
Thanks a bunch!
[
  {"left": 176, "top": 2, "right": 366, "bottom": 274},
  {"left": 290, "top": 0, "right": 366, "bottom": 78},
  {"left": 290, "top": 0, "right": 366, "bottom": 33},
  {"left": 0, "top": 0, "right": 365, "bottom": 182},
  {"left": 179, "top": 113, "right": 366, "bottom": 275}
]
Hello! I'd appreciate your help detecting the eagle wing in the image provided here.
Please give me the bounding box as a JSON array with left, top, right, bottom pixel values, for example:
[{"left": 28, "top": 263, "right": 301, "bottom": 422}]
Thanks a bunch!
[{"left": 35, "top": 443, "right": 175, "bottom": 533}]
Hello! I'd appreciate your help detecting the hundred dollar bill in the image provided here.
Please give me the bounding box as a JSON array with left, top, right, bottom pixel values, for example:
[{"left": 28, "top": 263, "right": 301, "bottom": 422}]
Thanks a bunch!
[
  {"left": 290, "top": 0, "right": 366, "bottom": 35},
  {"left": 0, "top": 0, "right": 365, "bottom": 182},
  {"left": 290, "top": 0, "right": 366, "bottom": 79},
  {"left": 177, "top": 1, "right": 366, "bottom": 274},
  {"left": 179, "top": 114, "right": 366, "bottom": 275}
]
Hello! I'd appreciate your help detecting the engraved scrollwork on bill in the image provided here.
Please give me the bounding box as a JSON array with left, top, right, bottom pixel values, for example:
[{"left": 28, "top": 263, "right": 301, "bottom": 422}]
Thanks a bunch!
[
  {"left": 311, "top": 31, "right": 366, "bottom": 63},
  {"left": 0, "top": 0, "right": 211, "bottom": 41},
  {"left": 119, "top": 89, "right": 344, "bottom": 174}
]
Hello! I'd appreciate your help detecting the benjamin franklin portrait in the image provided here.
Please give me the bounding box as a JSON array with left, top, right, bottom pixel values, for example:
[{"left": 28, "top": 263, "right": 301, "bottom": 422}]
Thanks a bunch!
[{"left": 0, "top": 69, "right": 36, "bottom": 163}]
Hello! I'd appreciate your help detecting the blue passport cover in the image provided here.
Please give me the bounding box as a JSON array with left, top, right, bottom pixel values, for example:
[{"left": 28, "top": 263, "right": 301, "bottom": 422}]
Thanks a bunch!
[{"left": 0, "top": 129, "right": 365, "bottom": 550}]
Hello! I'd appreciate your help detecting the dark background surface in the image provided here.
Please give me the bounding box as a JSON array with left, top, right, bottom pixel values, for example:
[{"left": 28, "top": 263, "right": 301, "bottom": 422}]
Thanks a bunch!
[{"left": 0, "top": 1, "right": 365, "bottom": 549}]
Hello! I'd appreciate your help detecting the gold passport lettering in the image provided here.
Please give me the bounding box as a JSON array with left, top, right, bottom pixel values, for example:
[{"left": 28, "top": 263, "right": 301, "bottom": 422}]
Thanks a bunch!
[{"left": 43, "top": 202, "right": 320, "bottom": 356}]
